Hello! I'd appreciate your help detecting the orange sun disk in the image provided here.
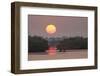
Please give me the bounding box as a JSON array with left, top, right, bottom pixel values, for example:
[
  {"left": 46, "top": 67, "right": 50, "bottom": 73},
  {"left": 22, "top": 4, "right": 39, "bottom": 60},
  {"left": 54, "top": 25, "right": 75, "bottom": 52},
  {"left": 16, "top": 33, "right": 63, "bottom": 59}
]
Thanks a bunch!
[{"left": 46, "top": 24, "right": 56, "bottom": 34}]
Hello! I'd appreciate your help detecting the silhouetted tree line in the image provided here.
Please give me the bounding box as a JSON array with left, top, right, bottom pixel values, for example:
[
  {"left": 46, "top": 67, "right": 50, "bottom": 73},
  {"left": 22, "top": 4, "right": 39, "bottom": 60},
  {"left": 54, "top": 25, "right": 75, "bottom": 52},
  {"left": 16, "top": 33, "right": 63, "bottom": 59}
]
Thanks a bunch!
[
  {"left": 28, "top": 36, "right": 48, "bottom": 52},
  {"left": 57, "top": 37, "right": 87, "bottom": 52},
  {"left": 28, "top": 36, "right": 87, "bottom": 53}
]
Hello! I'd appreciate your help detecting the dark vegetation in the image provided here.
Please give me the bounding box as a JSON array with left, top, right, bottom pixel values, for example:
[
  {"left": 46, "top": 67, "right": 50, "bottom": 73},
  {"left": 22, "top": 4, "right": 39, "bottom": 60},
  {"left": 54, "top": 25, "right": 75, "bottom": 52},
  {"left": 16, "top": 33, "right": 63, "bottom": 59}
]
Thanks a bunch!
[
  {"left": 57, "top": 37, "right": 87, "bottom": 52},
  {"left": 28, "top": 36, "right": 48, "bottom": 52},
  {"left": 28, "top": 36, "right": 87, "bottom": 53}
]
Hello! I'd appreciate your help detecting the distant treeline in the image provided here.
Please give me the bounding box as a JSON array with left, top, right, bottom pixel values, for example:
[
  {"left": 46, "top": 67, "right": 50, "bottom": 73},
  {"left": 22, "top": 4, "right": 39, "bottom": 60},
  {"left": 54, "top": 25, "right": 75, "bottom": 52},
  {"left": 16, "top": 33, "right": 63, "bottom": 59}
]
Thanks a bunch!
[
  {"left": 57, "top": 37, "right": 87, "bottom": 52},
  {"left": 28, "top": 36, "right": 48, "bottom": 52},
  {"left": 28, "top": 36, "right": 87, "bottom": 52}
]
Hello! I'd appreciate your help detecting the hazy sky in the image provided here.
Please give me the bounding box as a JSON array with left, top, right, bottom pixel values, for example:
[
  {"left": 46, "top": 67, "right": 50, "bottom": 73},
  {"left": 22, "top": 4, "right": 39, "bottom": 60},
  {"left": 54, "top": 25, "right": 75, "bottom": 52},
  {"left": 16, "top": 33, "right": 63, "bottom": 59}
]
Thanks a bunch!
[{"left": 28, "top": 15, "right": 88, "bottom": 38}]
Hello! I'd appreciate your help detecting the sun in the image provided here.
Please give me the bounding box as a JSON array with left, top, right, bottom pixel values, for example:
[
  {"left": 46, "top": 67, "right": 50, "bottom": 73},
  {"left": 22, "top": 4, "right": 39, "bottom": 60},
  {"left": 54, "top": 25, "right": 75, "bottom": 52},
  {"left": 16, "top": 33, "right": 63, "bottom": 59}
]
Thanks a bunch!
[{"left": 46, "top": 24, "right": 56, "bottom": 34}]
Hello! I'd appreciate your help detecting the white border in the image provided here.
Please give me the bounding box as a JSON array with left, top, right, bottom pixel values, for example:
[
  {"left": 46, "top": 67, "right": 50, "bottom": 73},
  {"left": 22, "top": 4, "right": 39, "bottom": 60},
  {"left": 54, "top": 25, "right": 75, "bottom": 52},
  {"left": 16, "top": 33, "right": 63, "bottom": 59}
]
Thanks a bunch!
[{"left": 20, "top": 6, "right": 95, "bottom": 70}]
